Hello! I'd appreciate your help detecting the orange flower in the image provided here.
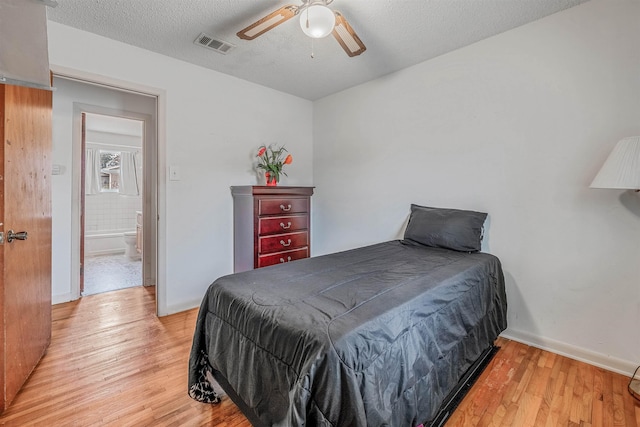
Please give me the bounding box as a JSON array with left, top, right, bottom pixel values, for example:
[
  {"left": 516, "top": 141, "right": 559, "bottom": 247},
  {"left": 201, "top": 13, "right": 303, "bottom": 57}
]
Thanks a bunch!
[{"left": 255, "top": 144, "right": 291, "bottom": 184}]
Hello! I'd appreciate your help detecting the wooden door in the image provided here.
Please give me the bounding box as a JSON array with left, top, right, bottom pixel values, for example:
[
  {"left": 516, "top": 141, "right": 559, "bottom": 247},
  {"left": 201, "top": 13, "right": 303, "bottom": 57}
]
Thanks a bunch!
[{"left": 0, "top": 83, "right": 52, "bottom": 412}]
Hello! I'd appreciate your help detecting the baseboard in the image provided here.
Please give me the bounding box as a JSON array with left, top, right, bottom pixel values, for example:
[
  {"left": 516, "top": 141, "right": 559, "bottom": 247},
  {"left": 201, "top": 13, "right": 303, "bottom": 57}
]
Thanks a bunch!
[
  {"left": 163, "top": 298, "right": 202, "bottom": 316},
  {"left": 52, "top": 293, "right": 75, "bottom": 305},
  {"left": 501, "top": 328, "right": 637, "bottom": 376},
  {"left": 85, "top": 249, "right": 126, "bottom": 257}
]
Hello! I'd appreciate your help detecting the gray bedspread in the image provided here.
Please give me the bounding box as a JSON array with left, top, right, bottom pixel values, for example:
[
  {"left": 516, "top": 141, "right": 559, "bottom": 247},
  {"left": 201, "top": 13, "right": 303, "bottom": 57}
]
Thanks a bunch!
[{"left": 188, "top": 240, "right": 507, "bottom": 426}]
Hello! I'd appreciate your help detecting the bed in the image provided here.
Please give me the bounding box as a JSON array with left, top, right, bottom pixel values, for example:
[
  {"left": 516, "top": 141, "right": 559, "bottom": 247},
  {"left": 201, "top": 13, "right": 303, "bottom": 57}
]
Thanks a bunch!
[{"left": 188, "top": 204, "right": 507, "bottom": 426}]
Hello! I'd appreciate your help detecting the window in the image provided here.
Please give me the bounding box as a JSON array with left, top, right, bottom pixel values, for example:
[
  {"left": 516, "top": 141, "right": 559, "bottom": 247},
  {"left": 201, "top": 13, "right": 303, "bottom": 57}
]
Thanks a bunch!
[{"left": 99, "top": 150, "right": 121, "bottom": 192}]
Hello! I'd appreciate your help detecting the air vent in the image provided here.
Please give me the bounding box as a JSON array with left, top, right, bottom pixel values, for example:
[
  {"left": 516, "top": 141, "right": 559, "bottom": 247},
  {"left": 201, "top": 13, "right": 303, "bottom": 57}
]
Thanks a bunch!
[{"left": 194, "top": 33, "right": 235, "bottom": 55}]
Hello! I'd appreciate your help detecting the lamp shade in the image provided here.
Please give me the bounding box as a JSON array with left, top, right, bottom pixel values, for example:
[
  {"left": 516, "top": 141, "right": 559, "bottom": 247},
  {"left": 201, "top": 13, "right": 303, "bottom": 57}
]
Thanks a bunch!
[
  {"left": 590, "top": 136, "right": 640, "bottom": 190},
  {"left": 300, "top": 5, "right": 336, "bottom": 38}
]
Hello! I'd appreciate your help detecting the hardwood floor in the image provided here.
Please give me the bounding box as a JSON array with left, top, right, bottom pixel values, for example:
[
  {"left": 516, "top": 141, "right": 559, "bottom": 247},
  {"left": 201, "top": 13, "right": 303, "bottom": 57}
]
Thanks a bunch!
[
  {"left": 446, "top": 339, "right": 640, "bottom": 427},
  {"left": 0, "top": 287, "right": 247, "bottom": 427},
  {"left": 0, "top": 286, "right": 637, "bottom": 426}
]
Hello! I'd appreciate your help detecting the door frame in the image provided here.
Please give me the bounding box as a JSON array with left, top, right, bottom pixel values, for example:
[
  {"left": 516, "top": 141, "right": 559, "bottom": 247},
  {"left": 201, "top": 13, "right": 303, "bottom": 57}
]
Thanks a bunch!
[
  {"left": 78, "top": 107, "right": 153, "bottom": 291},
  {"left": 52, "top": 65, "right": 167, "bottom": 316}
]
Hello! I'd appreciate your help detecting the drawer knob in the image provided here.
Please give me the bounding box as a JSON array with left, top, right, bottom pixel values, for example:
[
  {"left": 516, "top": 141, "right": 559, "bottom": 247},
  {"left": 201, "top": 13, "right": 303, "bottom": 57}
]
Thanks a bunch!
[
  {"left": 280, "top": 239, "right": 292, "bottom": 247},
  {"left": 279, "top": 256, "right": 292, "bottom": 263},
  {"left": 280, "top": 204, "right": 292, "bottom": 212},
  {"left": 280, "top": 222, "right": 292, "bottom": 229}
]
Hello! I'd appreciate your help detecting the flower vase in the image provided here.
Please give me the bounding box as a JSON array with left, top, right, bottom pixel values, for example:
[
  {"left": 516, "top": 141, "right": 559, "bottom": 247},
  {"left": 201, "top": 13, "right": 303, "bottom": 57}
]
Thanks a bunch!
[{"left": 265, "top": 173, "right": 277, "bottom": 186}]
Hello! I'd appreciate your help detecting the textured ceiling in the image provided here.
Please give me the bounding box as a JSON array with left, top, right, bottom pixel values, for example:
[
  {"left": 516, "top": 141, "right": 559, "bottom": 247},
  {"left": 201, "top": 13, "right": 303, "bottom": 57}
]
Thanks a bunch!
[{"left": 47, "top": 0, "right": 590, "bottom": 101}]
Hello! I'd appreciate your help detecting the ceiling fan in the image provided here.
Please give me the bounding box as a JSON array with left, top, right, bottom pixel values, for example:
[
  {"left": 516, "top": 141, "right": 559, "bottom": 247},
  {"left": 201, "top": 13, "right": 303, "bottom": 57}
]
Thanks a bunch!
[{"left": 236, "top": 0, "right": 366, "bottom": 57}]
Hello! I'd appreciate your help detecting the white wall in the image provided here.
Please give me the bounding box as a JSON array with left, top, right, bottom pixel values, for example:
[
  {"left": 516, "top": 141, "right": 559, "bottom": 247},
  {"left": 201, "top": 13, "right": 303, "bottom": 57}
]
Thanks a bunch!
[
  {"left": 48, "top": 22, "right": 314, "bottom": 314},
  {"left": 312, "top": 0, "right": 640, "bottom": 375}
]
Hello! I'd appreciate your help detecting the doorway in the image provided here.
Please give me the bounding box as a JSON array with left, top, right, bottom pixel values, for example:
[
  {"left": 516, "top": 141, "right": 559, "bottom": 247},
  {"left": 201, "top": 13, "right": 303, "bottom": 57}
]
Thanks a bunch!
[
  {"left": 51, "top": 74, "right": 160, "bottom": 311},
  {"left": 82, "top": 113, "right": 145, "bottom": 296}
]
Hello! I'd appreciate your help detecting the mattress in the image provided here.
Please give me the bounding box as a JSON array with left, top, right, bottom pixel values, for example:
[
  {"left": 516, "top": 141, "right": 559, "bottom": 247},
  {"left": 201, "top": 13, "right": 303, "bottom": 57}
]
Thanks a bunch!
[{"left": 188, "top": 240, "right": 507, "bottom": 426}]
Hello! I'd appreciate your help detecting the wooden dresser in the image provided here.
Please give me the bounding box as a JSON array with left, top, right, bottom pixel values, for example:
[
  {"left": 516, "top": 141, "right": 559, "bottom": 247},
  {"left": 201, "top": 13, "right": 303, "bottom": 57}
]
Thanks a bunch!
[{"left": 231, "top": 186, "right": 314, "bottom": 272}]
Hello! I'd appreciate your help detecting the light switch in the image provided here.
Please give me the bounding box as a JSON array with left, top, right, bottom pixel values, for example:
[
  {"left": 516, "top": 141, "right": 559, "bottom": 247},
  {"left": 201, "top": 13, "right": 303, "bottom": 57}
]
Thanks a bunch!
[{"left": 169, "top": 165, "right": 181, "bottom": 181}]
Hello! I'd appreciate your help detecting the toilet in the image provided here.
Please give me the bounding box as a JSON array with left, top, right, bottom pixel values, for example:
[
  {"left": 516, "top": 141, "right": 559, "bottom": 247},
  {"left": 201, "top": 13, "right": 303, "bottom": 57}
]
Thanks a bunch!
[{"left": 123, "top": 231, "right": 140, "bottom": 260}]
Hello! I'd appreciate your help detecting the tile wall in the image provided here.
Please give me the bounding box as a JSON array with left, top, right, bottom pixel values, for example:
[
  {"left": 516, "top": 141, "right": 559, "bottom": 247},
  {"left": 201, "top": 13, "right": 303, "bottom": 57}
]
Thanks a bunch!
[{"left": 85, "top": 192, "right": 141, "bottom": 234}]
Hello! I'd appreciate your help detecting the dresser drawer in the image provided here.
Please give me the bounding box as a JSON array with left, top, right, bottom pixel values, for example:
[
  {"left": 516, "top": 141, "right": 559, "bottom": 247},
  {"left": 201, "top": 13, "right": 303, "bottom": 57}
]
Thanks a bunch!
[
  {"left": 258, "top": 247, "right": 309, "bottom": 268},
  {"left": 259, "top": 231, "right": 308, "bottom": 254},
  {"left": 258, "top": 214, "right": 308, "bottom": 235},
  {"left": 258, "top": 198, "right": 309, "bottom": 216}
]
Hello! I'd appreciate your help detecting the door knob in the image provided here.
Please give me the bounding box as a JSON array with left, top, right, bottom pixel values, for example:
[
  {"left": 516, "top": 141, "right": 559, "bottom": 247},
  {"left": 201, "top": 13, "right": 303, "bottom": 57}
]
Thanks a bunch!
[{"left": 7, "top": 230, "right": 27, "bottom": 243}]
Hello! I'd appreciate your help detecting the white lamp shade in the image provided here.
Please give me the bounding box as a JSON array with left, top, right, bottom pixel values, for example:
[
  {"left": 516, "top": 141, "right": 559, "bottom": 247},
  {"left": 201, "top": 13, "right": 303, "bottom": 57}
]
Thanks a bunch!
[
  {"left": 590, "top": 136, "right": 640, "bottom": 189},
  {"left": 300, "top": 5, "right": 336, "bottom": 38}
]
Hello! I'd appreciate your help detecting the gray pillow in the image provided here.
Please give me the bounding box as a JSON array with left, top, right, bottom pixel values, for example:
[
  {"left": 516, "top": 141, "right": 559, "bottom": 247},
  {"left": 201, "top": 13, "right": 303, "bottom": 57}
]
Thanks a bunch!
[{"left": 403, "top": 204, "right": 487, "bottom": 252}]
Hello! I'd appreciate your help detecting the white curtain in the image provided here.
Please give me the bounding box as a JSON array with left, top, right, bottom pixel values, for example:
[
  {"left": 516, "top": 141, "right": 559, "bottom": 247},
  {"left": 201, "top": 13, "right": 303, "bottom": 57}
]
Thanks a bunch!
[
  {"left": 85, "top": 148, "right": 101, "bottom": 195},
  {"left": 120, "top": 151, "right": 140, "bottom": 196}
]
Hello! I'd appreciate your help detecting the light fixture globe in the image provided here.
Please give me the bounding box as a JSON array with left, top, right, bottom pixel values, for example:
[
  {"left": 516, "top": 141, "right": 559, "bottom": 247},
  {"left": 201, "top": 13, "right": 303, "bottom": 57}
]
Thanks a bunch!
[{"left": 299, "top": 4, "right": 336, "bottom": 38}]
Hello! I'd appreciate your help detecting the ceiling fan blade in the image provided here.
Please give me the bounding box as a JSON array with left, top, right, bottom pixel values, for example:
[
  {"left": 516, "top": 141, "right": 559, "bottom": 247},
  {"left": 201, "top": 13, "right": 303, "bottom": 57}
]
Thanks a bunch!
[
  {"left": 237, "top": 5, "right": 299, "bottom": 40},
  {"left": 332, "top": 11, "right": 366, "bottom": 57}
]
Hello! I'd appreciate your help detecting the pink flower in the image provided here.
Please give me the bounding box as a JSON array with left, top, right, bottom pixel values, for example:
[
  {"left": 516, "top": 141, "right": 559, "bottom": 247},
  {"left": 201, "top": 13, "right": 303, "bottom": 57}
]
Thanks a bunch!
[{"left": 257, "top": 146, "right": 266, "bottom": 157}]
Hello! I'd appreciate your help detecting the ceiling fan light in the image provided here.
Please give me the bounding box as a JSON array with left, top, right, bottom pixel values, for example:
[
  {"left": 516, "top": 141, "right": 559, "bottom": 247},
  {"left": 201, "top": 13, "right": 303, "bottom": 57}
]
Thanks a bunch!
[{"left": 299, "top": 5, "right": 335, "bottom": 39}]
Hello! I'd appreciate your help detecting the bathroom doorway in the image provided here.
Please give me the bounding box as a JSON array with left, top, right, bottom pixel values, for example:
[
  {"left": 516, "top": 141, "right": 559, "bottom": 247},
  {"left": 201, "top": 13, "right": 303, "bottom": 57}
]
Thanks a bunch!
[
  {"left": 81, "top": 113, "right": 144, "bottom": 296},
  {"left": 50, "top": 73, "right": 160, "bottom": 310}
]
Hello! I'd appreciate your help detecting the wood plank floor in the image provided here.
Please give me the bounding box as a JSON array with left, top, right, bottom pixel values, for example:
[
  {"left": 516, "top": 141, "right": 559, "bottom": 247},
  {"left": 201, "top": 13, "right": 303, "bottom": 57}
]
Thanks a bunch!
[{"left": 0, "top": 286, "right": 637, "bottom": 426}]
